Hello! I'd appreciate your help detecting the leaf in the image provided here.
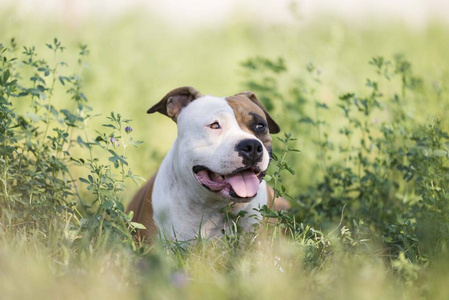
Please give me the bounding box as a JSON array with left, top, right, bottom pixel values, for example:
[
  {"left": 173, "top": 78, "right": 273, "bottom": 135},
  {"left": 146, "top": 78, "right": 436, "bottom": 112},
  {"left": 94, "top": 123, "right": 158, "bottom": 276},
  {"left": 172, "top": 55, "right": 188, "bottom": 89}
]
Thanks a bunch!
[
  {"left": 128, "top": 138, "right": 144, "bottom": 147},
  {"left": 79, "top": 177, "right": 90, "bottom": 184},
  {"left": 102, "top": 124, "right": 116, "bottom": 129},
  {"left": 286, "top": 166, "right": 296, "bottom": 175},
  {"left": 58, "top": 76, "right": 70, "bottom": 85},
  {"left": 2, "top": 69, "right": 10, "bottom": 85},
  {"left": 299, "top": 116, "right": 315, "bottom": 125},
  {"left": 77, "top": 136, "right": 91, "bottom": 148},
  {"left": 130, "top": 222, "right": 147, "bottom": 230},
  {"left": 315, "top": 101, "right": 329, "bottom": 109},
  {"left": 101, "top": 199, "right": 114, "bottom": 210},
  {"left": 115, "top": 201, "right": 125, "bottom": 212},
  {"left": 79, "top": 92, "right": 87, "bottom": 102},
  {"left": 127, "top": 174, "right": 146, "bottom": 185},
  {"left": 108, "top": 149, "right": 118, "bottom": 156},
  {"left": 339, "top": 93, "right": 355, "bottom": 101}
]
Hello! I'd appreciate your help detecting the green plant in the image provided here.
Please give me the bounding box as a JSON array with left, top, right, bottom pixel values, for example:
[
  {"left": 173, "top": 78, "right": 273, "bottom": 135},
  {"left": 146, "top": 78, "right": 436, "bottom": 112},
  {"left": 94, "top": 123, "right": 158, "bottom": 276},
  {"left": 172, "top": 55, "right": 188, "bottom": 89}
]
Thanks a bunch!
[
  {"left": 0, "top": 39, "right": 144, "bottom": 254},
  {"left": 240, "top": 54, "right": 449, "bottom": 279}
]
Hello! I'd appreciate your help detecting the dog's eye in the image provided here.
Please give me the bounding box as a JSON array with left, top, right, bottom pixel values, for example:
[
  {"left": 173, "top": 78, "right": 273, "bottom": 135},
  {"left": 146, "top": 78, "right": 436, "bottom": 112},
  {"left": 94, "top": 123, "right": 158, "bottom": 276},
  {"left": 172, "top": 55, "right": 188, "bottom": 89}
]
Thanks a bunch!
[
  {"left": 255, "top": 123, "right": 265, "bottom": 130},
  {"left": 209, "top": 122, "right": 221, "bottom": 130}
]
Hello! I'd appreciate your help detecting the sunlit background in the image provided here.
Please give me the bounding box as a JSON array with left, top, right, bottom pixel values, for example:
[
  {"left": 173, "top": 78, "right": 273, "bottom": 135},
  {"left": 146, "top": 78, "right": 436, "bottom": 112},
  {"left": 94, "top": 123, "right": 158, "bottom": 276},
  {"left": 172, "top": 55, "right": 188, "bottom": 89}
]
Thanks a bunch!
[{"left": 5, "top": 0, "right": 449, "bottom": 27}]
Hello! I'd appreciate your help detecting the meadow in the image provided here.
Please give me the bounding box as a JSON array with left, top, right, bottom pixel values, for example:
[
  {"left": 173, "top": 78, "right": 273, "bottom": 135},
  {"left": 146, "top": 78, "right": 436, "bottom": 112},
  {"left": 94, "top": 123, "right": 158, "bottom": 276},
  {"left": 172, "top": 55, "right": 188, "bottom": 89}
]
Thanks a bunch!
[{"left": 1, "top": 7, "right": 449, "bottom": 299}]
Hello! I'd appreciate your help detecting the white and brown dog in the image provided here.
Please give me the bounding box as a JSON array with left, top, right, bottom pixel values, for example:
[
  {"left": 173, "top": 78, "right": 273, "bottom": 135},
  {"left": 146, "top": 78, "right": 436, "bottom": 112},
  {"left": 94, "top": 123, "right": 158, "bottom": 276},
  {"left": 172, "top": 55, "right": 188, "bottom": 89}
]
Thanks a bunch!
[{"left": 127, "top": 86, "right": 289, "bottom": 242}]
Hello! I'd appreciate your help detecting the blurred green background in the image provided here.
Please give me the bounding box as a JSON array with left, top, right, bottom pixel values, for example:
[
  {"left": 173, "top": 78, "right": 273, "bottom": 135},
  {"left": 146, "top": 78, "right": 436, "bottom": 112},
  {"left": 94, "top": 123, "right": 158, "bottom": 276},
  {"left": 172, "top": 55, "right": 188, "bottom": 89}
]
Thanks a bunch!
[
  {"left": 1, "top": 0, "right": 448, "bottom": 201},
  {"left": 2, "top": 2, "right": 449, "bottom": 299}
]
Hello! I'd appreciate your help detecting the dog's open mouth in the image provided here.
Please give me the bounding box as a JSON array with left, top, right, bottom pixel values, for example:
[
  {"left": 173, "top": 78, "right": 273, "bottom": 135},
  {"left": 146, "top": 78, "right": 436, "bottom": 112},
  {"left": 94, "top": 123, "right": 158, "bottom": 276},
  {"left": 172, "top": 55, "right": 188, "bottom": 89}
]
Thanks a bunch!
[{"left": 193, "top": 165, "right": 265, "bottom": 199}]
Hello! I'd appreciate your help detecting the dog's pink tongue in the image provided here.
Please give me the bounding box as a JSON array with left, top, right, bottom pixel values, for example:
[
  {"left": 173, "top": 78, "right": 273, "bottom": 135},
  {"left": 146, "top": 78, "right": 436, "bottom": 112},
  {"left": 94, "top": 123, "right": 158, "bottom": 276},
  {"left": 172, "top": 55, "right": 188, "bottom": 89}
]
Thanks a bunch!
[{"left": 226, "top": 170, "right": 260, "bottom": 198}]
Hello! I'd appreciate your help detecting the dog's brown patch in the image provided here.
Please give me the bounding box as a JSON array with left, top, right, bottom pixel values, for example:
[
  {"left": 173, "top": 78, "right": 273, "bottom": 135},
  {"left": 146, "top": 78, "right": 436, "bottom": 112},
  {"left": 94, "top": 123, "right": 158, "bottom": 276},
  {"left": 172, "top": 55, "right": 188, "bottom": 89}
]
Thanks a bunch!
[
  {"left": 127, "top": 173, "right": 158, "bottom": 242},
  {"left": 226, "top": 95, "right": 273, "bottom": 151}
]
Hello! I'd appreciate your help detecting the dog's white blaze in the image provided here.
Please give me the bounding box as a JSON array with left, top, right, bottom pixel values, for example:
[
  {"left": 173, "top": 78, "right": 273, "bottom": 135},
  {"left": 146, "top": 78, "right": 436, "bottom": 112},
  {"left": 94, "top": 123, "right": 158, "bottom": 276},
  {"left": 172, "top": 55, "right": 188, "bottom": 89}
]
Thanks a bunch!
[{"left": 152, "top": 96, "right": 269, "bottom": 241}]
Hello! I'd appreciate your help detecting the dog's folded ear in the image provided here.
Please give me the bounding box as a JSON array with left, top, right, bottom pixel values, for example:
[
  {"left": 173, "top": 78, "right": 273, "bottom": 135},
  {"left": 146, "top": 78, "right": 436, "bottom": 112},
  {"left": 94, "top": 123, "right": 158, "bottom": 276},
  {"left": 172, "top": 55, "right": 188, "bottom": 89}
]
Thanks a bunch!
[
  {"left": 147, "top": 86, "right": 202, "bottom": 122},
  {"left": 235, "top": 91, "right": 280, "bottom": 134}
]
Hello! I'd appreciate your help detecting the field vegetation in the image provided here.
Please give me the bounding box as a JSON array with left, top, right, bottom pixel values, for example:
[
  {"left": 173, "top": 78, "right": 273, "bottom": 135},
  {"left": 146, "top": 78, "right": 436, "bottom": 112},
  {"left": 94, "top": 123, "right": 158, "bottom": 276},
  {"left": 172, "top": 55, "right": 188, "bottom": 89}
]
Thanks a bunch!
[{"left": 1, "top": 7, "right": 449, "bottom": 299}]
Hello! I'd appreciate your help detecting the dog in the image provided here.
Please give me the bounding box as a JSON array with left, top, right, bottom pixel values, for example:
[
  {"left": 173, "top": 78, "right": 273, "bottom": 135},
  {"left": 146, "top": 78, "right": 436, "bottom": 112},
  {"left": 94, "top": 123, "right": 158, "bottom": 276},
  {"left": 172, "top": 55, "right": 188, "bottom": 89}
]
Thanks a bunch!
[{"left": 127, "top": 86, "right": 289, "bottom": 242}]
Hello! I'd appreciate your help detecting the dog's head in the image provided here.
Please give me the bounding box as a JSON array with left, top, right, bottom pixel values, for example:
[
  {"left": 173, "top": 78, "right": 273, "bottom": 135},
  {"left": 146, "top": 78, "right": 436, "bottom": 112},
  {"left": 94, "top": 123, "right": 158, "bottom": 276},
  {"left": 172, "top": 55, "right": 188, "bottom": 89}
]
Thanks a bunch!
[{"left": 148, "top": 86, "right": 280, "bottom": 202}]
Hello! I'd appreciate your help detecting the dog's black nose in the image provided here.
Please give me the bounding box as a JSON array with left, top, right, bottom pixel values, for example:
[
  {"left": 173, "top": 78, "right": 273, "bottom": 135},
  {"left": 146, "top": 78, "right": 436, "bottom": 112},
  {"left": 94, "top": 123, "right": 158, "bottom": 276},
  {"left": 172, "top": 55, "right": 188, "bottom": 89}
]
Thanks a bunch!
[{"left": 236, "top": 139, "right": 264, "bottom": 164}]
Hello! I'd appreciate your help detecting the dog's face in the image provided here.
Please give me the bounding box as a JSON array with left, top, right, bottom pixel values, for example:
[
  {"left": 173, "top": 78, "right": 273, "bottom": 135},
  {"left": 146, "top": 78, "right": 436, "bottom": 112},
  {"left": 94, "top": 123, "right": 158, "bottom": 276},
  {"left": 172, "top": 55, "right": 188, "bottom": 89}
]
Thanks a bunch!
[{"left": 148, "top": 87, "right": 280, "bottom": 203}]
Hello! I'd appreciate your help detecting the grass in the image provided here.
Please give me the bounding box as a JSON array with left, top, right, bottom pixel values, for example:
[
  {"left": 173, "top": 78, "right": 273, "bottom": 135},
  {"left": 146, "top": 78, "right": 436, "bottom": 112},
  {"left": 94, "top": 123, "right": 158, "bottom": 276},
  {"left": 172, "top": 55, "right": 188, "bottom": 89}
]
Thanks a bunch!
[{"left": 1, "top": 6, "right": 449, "bottom": 300}]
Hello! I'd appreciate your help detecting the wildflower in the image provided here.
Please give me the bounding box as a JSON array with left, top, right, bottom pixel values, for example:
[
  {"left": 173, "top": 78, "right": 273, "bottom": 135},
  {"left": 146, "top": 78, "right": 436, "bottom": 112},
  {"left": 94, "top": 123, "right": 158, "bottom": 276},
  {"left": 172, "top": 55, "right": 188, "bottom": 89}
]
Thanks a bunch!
[
  {"left": 109, "top": 137, "right": 120, "bottom": 147},
  {"left": 125, "top": 126, "right": 133, "bottom": 134}
]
